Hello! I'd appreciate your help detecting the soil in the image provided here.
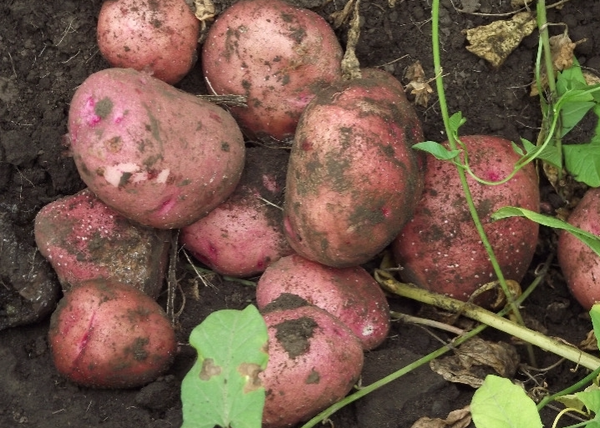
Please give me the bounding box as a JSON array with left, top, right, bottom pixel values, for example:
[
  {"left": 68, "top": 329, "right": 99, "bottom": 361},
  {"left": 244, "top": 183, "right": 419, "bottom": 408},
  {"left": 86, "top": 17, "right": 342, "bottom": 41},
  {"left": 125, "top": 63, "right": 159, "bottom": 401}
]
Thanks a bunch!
[{"left": 1, "top": 0, "right": 599, "bottom": 427}]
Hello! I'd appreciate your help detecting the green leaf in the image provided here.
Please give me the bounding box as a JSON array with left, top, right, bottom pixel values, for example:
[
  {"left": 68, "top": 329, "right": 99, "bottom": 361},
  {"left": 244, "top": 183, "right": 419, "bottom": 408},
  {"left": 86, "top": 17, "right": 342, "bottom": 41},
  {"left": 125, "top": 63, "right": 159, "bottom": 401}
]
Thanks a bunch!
[
  {"left": 511, "top": 141, "right": 525, "bottom": 156},
  {"left": 563, "top": 140, "right": 600, "bottom": 187},
  {"left": 448, "top": 111, "right": 466, "bottom": 134},
  {"left": 556, "top": 57, "right": 599, "bottom": 137},
  {"left": 577, "top": 389, "right": 600, "bottom": 415},
  {"left": 413, "top": 141, "right": 461, "bottom": 160},
  {"left": 181, "top": 305, "right": 269, "bottom": 428},
  {"left": 492, "top": 207, "right": 600, "bottom": 258},
  {"left": 536, "top": 143, "right": 562, "bottom": 168},
  {"left": 471, "top": 375, "right": 542, "bottom": 428},
  {"left": 556, "top": 57, "right": 588, "bottom": 96},
  {"left": 559, "top": 97, "right": 595, "bottom": 137},
  {"left": 555, "top": 383, "right": 600, "bottom": 415},
  {"left": 516, "top": 138, "right": 562, "bottom": 168},
  {"left": 520, "top": 137, "right": 536, "bottom": 153},
  {"left": 590, "top": 305, "right": 600, "bottom": 352}
]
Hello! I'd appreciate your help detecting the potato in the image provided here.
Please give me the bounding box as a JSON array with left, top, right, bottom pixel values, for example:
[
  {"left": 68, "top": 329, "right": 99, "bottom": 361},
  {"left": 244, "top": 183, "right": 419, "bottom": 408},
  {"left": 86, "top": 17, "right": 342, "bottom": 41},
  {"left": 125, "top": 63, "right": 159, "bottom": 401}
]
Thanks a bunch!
[
  {"left": 180, "top": 147, "right": 293, "bottom": 277},
  {"left": 97, "top": 0, "right": 200, "bottom": 84},
  {"left": 256, "top": 254, "right": 390, "bottom": 350},
  {"left": 260, "top": 303, "right": 364, "bottom": 428},
  {"left": 201, "top": 0, "right": 343, "bottom": 142},
  {"left": 283, "top": 74, "right": 424, "bottom": 267},
  {"left": 557, "top": 187, "right": 600, "bottom": 310},
  {"left": 34, "top": 189, "right": 170, "bottom": 299},
  {"left": 68, "top": 67, "right": 245, "bottom": 229},
  {"left": 48, "top": 279, "right": 177, "bottom": 389},
  {"left": 393, "top": 135, "right": 540, "bottom": 302}
]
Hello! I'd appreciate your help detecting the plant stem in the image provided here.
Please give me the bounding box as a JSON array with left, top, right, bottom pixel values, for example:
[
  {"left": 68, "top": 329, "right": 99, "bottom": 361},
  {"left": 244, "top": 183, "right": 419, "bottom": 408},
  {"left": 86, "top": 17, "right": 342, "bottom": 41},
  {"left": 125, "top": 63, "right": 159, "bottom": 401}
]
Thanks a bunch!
[
  {"left": 537, "top": 0, "right": 557, "bottom": 96},
  {"left": 376, "top": 272, "right": 600, "bottom": 371},
  {"left": 536, "top": 0, "right": 563, "bottom": 178},
  {"left": 431, "top": 0, "right": 534, "bottom": 364}
]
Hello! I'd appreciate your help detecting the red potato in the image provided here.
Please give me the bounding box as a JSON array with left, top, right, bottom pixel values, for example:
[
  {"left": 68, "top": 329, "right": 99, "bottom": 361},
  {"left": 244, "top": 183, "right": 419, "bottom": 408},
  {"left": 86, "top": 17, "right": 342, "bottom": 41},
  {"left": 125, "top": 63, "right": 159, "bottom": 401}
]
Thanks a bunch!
[
  {"left": 256, "top": 254, "right": 390, "bottom": 350},
  {"left": 68, "top": 67, "right": 245, "bottom": 229},
  {"left": 180, "top": 147, "right": 293, "bottom": 277},
  {"left": 260, "top": 304, "right": 364, "bottom": 428},
  {"left": 34, "top": 189, "right": 170, "bottom": 299},
  {"left": 393, "top": 135, "right": 540, "bottom": 302},
  {"left": 558, "top": 187, "right": 600, "bottom": 310},
  {"left": 48, "top": 280, "right": 177, "bottom": 389},
  {"left": 201, "top": 0, "right": 343, "bottom": 142},
  {"left": 283, "top": 74, "right": 424, "bottom": 267},
  {"left": 97, "top": 0, "right": 200, "bottom": 84}
]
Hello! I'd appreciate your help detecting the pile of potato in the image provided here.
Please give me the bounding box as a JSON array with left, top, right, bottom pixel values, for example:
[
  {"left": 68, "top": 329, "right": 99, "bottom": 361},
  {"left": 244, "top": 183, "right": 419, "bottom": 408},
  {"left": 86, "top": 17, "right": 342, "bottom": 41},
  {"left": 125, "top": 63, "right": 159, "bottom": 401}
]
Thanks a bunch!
[{"left": 38, "top": 0, "right": 600, "bottom": 426}]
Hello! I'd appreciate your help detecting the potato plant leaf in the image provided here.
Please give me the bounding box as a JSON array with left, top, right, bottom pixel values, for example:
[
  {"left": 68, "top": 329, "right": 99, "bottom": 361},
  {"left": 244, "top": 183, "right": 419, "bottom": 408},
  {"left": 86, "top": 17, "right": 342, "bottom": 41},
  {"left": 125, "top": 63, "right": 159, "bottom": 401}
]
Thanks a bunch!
[
  {"left": 555, "top": 383, "right": 600, "bottom": 427},
  {"left": 181, "top": 305, "right": 269, "bottom": 428},
  {"left": 563, "top": 137, "right": 600, "bottom": 187},
  {"left": 471, "top": 375, "right": 542, "bottom": 428},
  {"left": 556, "top": 61, "right": 596, "bottom": 137},
  {"left": 413, "top": 141, "right": 461, "bottom": 160},
  {"left": 591, "top": 305, "right": 600, "bottom": 351},
  {"left": 576, "top": 389, "right": 600, "bottom": 419},
  {"left": 448, "top": 111, "right": 467, "bottom": 135},
  {"left": 491, "top": 207, "right": 600, "bottom": 258},
  {"left": 515, "top": 137, "right": 562, "bottom": 168}
]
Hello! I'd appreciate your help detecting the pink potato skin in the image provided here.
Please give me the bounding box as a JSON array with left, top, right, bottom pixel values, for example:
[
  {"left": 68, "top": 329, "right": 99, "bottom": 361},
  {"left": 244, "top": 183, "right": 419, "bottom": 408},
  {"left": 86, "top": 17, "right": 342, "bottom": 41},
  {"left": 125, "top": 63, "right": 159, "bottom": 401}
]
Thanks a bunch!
[
  {"left": 97, "top": 0, "right": 200, "bottom": 84},
  {"left": 558, "top": 187, "right": 600, "bottom": 310},
  {"left": 180, "top": 148, "right": 293, "bottom": 277},
  {"left": 259, "top": 305, "right": 364, "bottom": 428},
  {"left": 201, "top": 0, "right": 343, "bottom": 142},
  {"left": 34, "top": 189, "right": 170, "bottom": 299},
  {"left": 68, "top": 68, "right": 245, "bottom": 229},
  {"left": 48, "top": 280, "right": 177, "bottom": 389},
  {"left": 256, "top": 254, "right": 390, "bottom": 350},
  {"left": 283, "top": 75, "right": 424, "bottom": 267},
  {"left": 393, "top": 135, "right": 540, "bottom": 302}
]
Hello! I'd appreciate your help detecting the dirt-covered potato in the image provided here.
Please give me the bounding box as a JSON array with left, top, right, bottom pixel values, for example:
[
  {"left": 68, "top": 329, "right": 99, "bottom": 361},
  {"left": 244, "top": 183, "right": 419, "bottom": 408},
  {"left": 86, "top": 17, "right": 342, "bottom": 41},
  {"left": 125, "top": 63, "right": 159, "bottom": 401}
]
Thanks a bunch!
[
  {"left": 97, "top": 0, "right": 200, "bottom": 84},
  {"left": 67, "top": 68, "right": 245, "bottom": 229},
  {"left": 283, "top": 73, "right": 424, "bottom": 267},
  {"left": 260, "top": 303, "right": 364, "bottom": 428},
  {"left": 180, "top": 147, "right": 293, "bottom": 277},
  {"left": 558, "top": 187, "right": 600, "bottom": 310},
  {"left": 34, "top": 189, "right": 170, "bottom": 298},
  {"left": 201, "top": 0, "right": 343, "bottom": 142},
  {"left": 48, "top": 279, "right": 177, "bottom": 389},
  {"left": 256, "top": 254, "right": 390, "bottom": 350},
  {"left": 393, "top": 135, "right": 539, "bottom": 302}
]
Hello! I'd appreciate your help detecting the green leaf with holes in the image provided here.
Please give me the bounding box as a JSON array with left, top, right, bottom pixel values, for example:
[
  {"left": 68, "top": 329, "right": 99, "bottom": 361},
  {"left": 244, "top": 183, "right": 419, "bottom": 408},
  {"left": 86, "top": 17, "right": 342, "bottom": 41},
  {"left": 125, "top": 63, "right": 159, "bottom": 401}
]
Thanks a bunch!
[{"left": 181, "top": 305, "right": 268, "bottom": 428}]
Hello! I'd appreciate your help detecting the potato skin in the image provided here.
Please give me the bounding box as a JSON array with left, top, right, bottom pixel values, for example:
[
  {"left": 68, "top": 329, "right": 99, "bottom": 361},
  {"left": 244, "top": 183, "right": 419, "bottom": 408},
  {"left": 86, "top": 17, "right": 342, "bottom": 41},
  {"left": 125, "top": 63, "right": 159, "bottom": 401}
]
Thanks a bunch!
[
  {"left": 34, "top": 189, "right": 170, "bottom": 299},
  {"left": 283, "top": 75, "right": 424, "bottom": 267},
  {"left": 393, "top": 135, "right": 539, "bottom": 302},
  {"left": 558, "top": 187, "right": 600, "bottom": 310},
  {"left": 68, "top": 68, "right": 245, "bottom": 229},
  {"left": 260, "top": 305, "right": 364, "bottom": 428},
  {"left": 201, "top": 0, "right": 343, "bottom": 142},
  {"left": 180, "top": 148, "right": 293, "bottom": 277},
  {"left": 256, "top": 254, "right": 390, "bottom": 350},
  {"left": 48, "top": 280, "right": 177, "bottom": 389},
  {"left": 97, "top": 0, "right": 200, "bottom": 84}
]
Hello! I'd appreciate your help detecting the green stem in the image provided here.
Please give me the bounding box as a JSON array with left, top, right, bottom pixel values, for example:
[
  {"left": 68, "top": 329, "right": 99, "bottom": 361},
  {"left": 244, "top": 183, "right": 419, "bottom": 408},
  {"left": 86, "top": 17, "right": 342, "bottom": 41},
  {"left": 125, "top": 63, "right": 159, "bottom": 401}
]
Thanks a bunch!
[
  {"left": 537, "top": 0, "right": 557, "bottom": 96},
  {"left": 536, "top": 0, "right": 565, "bottom": 182},
  {"left": 431, "top": 0, "right": 533, "bottom": 364},
  {"left": 377, "top": 272, "right": 600, "bottom": 371}
]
